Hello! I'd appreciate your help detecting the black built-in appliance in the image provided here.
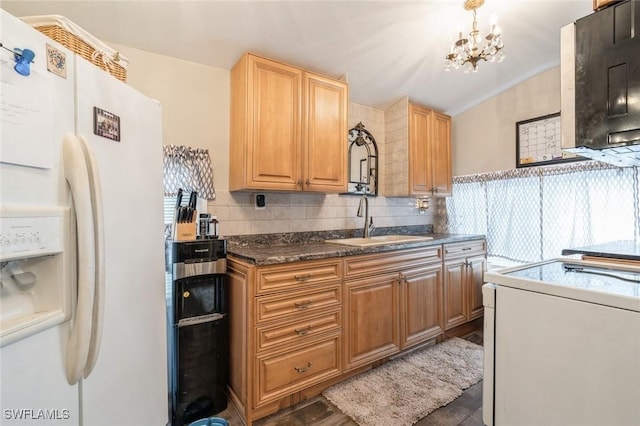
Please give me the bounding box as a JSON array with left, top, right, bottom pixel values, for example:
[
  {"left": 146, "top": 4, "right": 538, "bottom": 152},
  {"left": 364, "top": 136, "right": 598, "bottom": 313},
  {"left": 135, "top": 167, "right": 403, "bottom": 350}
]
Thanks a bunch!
[
  {"left": 166, "top": 239, "right": 228, "bottom": 426},
  {"left": 563, "top": 0, "right": 640, "bottom": 165}
]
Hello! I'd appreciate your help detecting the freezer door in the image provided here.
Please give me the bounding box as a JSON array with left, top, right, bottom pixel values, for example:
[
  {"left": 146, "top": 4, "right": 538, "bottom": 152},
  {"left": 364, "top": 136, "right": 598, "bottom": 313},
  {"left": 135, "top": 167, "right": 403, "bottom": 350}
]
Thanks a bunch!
[
  {"left": 0, "top": 10, "right": 74, "bottom": 205},
  {"left": 73, "top": 57, "right": 168, "bottom": 425},
  {"left": 0, "top": 10, "right": 79, "bottom": 425}
]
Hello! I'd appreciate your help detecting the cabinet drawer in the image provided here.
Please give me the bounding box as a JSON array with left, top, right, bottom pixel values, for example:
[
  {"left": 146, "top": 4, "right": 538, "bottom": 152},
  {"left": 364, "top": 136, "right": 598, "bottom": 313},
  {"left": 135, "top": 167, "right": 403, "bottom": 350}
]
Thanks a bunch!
[
  {"left": 256, "top": 259, "right": 341, "bottom": 295},
  {"left": 256, "top": 309, "right": 341, "bottom": 352},
  {"left": 443, "top": 240, "right": 486, "bottom": 259},
  {"left": 255, "top": 335, "right": 341, "bottom": 407},
  {"left": 255, "top": 284, "right": 341, "bottom": 324},
  {"left": 344, "top": 246, "right": 442, "bottom": 278}
]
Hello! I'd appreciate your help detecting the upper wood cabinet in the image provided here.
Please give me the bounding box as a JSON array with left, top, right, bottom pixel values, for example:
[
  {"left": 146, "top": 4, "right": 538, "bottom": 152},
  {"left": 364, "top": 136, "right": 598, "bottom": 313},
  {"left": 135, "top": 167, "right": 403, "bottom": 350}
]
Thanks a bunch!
[
  {"left": 230, "top": 53, "right": 348, "bottom": 192},
  {"left": 431, "top": 110, "right": 453, "bottom": 196},
  {"left": 384, "top": 97, "right": 452, "bottom": 197}
]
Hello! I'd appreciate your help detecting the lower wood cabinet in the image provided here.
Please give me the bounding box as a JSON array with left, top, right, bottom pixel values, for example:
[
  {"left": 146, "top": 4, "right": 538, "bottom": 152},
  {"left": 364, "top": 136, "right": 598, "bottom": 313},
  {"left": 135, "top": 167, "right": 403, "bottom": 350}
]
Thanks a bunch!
[
  {"left": 256, "top": 309, "right": 341, "bottom": 352},
  {"left": 228, "top": 257, "right": 344, "bottom": 425},
  {"left": 400, "top": 263, "right": 444, "bottom": 349},
  {"left": 228, "top": 240, "right": 485, "bottom": 425},
  {"left": 443, "top": 241, "right": 487, "bottom": 330},
  {"left": 343, "top": 272, "right": 400, "bottom": 370},
  {"left": 255, "top": 334, "right": 341, "bottom": 406},
  {"left": 342, "top": 246, "right": 443, "bottom": 371}
]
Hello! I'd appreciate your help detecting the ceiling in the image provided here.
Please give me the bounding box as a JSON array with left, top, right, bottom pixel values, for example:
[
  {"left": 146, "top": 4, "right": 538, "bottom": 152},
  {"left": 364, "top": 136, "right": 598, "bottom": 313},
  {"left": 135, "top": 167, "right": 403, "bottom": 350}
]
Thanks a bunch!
[{"left": 2, "top": 1, "right": 593, "bottom": 116}]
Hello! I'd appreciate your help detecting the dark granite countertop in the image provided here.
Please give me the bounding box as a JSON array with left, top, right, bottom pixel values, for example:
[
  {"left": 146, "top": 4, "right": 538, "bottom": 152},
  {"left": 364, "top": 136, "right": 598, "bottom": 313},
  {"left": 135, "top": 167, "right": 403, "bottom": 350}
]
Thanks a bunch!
[
  {"left": 561, "top": 240, "right": 640, "bottom": 261},
  {"left": 226, "top": 226, "right": 485, "bottom": 266}
]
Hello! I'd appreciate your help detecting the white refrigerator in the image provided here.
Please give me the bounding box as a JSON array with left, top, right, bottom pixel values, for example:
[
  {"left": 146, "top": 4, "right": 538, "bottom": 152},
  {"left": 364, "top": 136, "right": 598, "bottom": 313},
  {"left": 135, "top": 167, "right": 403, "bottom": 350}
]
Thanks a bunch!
[{"left": 0, "top": 10, "right": 168, "bottom": 425}]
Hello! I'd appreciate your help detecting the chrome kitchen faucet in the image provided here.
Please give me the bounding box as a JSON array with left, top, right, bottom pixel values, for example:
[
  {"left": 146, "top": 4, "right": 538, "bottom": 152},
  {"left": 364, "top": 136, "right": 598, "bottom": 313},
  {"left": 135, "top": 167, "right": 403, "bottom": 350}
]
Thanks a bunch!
[{"left": 357, "top": 194, "right": 375, "bottom": 238}]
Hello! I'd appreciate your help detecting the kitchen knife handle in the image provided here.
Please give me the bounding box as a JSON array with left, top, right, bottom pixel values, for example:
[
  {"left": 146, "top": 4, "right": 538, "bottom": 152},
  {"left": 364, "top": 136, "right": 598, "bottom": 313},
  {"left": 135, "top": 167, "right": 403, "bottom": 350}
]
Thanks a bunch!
[
  {"left": 175, "top": 188, "right": 183, "bottom": 208},
  {"left": 188, "top": 191, "right": 198, "bottom": 208}
]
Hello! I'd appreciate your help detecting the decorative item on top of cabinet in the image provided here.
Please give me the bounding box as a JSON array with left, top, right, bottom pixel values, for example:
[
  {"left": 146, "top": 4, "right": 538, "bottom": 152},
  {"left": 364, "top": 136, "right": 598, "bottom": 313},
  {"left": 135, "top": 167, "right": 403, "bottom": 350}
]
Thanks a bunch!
[
  {"left": 443, "top": 240, "right": 487, "bottom": 331},
  {"left": 593, "top": 0, "right": 622, "bottom": 10},
  {"left": 229, "top": 52, "right": 348, "bottom": 193},
  {"left": 384, "top": 96, "right": 452, "bottom": 197}
]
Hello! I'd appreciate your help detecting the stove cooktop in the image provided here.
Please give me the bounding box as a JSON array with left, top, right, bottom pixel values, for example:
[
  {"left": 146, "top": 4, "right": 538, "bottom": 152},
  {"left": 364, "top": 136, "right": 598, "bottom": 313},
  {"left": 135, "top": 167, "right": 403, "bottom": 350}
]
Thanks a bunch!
[{"left": 485, "top": 258, "right": 640, "bottom": 313}]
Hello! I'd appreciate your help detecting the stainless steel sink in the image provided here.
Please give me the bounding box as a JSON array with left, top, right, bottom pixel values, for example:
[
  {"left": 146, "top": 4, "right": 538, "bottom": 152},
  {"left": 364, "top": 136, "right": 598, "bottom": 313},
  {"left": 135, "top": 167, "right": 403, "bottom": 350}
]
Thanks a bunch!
[{"left": 325, "top": 235, "right": 433, "bottom": 247}]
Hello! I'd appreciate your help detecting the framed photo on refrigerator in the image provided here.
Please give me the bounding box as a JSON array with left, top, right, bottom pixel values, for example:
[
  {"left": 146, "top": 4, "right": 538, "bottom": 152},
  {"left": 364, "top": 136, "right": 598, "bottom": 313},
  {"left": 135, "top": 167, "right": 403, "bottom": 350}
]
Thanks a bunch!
[{"left": 93, "top": 107, "right": 121, "bottom": 142}]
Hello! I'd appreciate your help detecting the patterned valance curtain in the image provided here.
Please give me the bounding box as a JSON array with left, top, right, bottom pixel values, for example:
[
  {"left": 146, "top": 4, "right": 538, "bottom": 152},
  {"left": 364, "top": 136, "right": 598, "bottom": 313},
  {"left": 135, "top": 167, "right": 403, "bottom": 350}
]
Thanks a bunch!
[{"left": 163, "top": 145, "right": 215, "bottom": 200}]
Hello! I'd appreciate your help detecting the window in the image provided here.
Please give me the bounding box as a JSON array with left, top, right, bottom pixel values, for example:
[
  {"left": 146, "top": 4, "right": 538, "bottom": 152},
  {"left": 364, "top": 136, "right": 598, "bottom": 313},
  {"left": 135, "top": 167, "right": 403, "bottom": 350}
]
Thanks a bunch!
[
  {"left": 163, "top": 145, "right": 216, "bottom": 297},
  {"left": 446, "top": 162, "right": 639, "bottom": 264}
]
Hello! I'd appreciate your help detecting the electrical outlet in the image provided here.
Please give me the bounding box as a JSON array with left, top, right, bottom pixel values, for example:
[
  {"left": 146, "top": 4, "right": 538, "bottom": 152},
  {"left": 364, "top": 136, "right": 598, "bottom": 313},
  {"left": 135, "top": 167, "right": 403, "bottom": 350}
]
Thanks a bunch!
[
  {"left": 415, "top": 197, "right": 429, "bottom": 214},
  {"left": 255, "top": 194, "right": 266, "bottom": 210}
]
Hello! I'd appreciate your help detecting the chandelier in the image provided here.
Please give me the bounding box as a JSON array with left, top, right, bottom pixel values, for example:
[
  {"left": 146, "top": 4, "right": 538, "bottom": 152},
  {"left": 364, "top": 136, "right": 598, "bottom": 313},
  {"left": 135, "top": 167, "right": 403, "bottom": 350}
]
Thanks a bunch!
[{"left": 445, "top": 0, "right": 505, "bottom": 73}]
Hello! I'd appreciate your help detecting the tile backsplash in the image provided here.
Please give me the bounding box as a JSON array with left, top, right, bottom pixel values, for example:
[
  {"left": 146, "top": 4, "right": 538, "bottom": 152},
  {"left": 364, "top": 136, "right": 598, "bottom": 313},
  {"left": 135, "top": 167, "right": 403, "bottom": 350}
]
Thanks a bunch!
[{"left": 209, "top": 102, "right": 434, "bottom": 236}]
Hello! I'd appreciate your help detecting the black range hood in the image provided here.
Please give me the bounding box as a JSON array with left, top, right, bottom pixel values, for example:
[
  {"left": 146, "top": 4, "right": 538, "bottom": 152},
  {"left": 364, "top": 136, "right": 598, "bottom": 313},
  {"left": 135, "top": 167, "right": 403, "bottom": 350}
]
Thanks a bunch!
[{"left": 561, "top": 0, "right": 640, "bottom": 167}]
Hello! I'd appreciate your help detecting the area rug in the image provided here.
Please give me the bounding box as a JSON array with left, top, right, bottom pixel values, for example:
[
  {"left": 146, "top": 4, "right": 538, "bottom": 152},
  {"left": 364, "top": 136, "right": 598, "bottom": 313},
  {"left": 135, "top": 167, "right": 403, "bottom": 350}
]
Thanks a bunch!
[{"left": 322, "top": 337, "right": 483, "bottom": 426}]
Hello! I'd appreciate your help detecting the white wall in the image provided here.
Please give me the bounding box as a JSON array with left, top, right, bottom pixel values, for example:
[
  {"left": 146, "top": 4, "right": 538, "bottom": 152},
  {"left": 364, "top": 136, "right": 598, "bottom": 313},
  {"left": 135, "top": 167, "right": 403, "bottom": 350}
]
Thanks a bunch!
[
  {"left": 110, "top": 43, "right": 231, "bottom": 190},
  {"left": 110, "top": 43, "right": 433, "bottom": 236},
  {"left": 451, "top": 67, "right": 561, "bottom": 176}
]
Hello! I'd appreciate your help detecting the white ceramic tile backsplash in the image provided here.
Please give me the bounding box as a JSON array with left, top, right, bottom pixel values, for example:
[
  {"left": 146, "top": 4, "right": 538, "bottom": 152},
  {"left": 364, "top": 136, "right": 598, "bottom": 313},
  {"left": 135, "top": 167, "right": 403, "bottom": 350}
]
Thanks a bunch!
[
  {"left": 208, "top": 102, "right": 434, "bottom": 236},
  {"left": 383, "top": 97, "right": 410, "bottom": 197}
]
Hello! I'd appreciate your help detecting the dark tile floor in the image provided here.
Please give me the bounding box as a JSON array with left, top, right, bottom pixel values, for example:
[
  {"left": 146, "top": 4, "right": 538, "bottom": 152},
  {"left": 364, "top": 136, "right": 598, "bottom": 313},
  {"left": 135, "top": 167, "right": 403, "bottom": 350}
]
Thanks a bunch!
[{"left": 217, "top": 331, "right": 484, "bottom": 426}]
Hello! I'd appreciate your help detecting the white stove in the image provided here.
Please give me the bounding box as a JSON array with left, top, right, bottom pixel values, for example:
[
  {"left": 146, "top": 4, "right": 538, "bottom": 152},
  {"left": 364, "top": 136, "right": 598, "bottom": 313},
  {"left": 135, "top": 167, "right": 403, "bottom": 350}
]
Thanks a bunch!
[{"left": 482, "top": 258, "right": 640, "bottom": 426}]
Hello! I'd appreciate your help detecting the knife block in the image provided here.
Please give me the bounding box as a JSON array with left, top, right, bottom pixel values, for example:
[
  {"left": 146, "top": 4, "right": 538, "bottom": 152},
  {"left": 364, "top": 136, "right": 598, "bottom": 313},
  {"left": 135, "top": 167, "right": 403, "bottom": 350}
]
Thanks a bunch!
[{"left": 172, "top": 209, "right": 197, "bottom": 241}]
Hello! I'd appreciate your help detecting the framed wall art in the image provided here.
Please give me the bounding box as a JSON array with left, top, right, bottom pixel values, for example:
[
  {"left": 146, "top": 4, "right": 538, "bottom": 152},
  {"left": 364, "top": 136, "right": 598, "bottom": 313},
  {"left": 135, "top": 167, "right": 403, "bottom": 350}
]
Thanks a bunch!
[{"left": 516, "top": 112, "right": 583, "bottom": 168}]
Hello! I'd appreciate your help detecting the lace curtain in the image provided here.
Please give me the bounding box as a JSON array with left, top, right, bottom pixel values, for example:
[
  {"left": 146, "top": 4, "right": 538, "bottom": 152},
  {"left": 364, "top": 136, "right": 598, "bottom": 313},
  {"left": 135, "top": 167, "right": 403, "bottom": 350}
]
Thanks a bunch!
[
  {"left": 446, "top": 161, "right": 639, "bottom": 264},
  {"left": 163, "top": 145, "right": 215, "bottom": 200}
]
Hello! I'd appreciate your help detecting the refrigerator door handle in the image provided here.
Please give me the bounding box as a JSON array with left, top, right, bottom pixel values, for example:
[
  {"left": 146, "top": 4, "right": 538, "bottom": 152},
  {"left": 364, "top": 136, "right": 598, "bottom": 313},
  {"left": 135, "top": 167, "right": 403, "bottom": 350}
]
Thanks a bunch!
[
  {"left": 78, "top": 135, "right": 105, "bottom": 379},
  {"left": 62, "top": 133, "right": 101, "bottom": 385}
]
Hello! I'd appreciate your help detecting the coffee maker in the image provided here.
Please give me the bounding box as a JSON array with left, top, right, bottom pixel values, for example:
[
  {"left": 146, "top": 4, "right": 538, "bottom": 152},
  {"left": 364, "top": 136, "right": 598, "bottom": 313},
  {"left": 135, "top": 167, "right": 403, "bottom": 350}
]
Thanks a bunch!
[{"left": 198, "top": 214, "right": 219, "bottom": 239}]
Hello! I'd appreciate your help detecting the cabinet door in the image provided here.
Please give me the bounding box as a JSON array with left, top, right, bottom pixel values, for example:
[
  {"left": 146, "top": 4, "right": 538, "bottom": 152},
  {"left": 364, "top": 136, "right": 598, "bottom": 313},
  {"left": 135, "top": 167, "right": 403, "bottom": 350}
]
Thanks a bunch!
[
  {"left": 408, "top": 103, "right": 433, "bottom": 196},
  {"left": 466, "top": 254, "right": 487, "bottom": 320},
  {"left": 400, "top": 263, "right": 444, "bottom": 349},
  {"left": 444, "top": 258, "right": 467, "bottom": 330},
  {"left": 304, "top": 72, "right": 348, "bottom": 192},
  {"left": 343, "top": 273, "right": 400, "bottom": 370},
  {"left": 432, "top": 112, "right": 452, "bottom": 196},
  {"left": 247, "top": 55, "right": 302, "bottom": 190}
]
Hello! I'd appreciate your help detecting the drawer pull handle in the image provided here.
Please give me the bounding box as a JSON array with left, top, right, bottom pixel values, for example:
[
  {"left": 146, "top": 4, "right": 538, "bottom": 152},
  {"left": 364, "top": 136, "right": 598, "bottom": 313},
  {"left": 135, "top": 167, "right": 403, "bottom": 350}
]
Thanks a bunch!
[
  {"left": 294, "top": 325, "right": 313, "bottom": 336},
  {"left": 294, "top": 300, "right": 313, "bottom": 310},
  {"left": 462, "top": 247, "right": 472, "bottom": 251},
  {"left": 294, "top": 362, "right": 312, "bottom": 373},
  {"left": 294, "top": 274, "right": 312, "bottom": 281}
]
